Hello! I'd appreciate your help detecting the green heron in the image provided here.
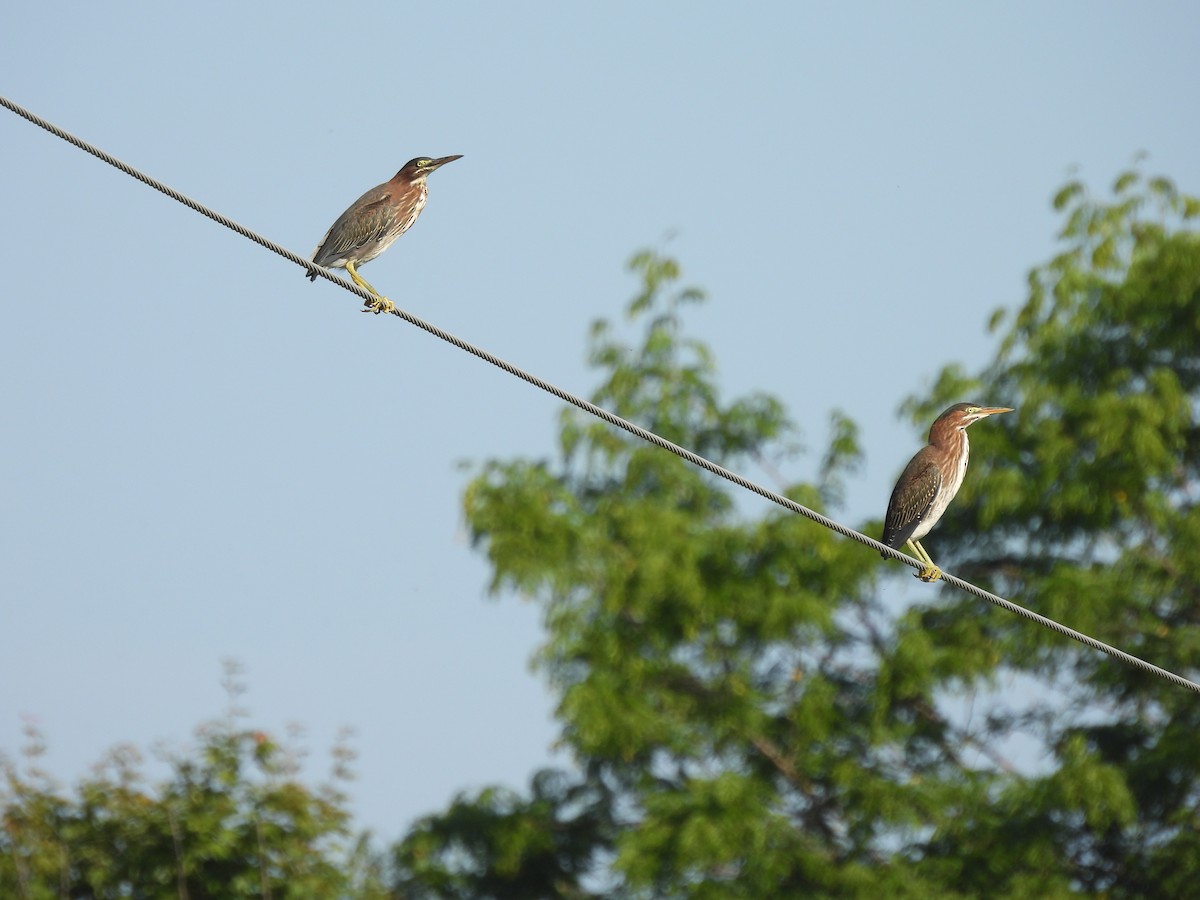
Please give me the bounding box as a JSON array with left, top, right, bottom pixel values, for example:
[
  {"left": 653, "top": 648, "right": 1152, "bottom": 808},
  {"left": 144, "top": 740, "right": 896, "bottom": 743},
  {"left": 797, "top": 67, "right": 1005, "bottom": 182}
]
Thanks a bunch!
[
  {"left": 307, "top": 155, "right": 462, "bottom": 313},
  {"left": 882, "top": 403, "right": 1013, "bottom": 583}
]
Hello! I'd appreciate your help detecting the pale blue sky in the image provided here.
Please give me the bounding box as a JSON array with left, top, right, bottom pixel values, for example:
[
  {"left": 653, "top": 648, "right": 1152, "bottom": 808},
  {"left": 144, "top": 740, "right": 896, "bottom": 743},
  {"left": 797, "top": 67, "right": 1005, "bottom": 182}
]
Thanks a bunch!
[{"left": 3, "top": 2, "right": 1198, "bottom": 840}]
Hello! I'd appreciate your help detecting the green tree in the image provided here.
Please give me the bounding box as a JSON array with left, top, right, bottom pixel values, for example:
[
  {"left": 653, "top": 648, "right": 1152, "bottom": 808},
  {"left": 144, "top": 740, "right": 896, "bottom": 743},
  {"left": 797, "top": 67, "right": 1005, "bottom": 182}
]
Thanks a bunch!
[
  {"left": 0, "top": 664, "right": 389, "bottom": 899},
  {"left": 904, "top": 169, "right": 1200, "bottom": 897},
  {"left": 397, "top": 252, "right": 1006, "bottom": 898},
  {"left": 393, "top": 171, "right": 1200, "bottom": 898},
  {"left": 395, "top": 768, "right": 615, "bottom": 899}
]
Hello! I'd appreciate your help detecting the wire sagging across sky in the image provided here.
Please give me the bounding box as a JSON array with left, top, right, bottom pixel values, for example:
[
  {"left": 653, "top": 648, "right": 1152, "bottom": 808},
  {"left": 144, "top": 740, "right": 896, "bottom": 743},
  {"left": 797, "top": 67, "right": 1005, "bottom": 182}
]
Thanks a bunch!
[{"left": 3, "top": 93, "right": 1197, "bottom": 697}]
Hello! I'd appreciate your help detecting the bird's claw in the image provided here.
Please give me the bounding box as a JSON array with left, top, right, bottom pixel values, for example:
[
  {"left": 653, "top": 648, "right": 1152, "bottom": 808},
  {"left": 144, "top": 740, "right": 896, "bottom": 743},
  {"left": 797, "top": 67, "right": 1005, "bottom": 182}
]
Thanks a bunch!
[
  {"left": 915, "top": 565, "right": 943, "bottom": 584},
  {"left": 361, "top": 296, "right": 396, "bottom": 316}
]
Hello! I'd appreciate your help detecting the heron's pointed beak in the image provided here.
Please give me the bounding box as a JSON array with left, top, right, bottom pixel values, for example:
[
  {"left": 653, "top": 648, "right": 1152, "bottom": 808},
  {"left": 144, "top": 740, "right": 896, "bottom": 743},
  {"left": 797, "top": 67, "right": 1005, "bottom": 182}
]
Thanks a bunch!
[
  {"left": 427, "top": 154, "right": 463, "bottom": 172},
  {"left": 978, "top": 406, "right": 1014, "bottom": 417}
]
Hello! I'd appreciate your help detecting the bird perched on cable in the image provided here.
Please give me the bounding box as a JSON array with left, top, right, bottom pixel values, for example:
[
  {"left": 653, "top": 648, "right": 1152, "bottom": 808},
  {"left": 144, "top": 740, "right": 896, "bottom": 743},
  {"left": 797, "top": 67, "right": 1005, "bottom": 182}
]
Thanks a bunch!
[
  {"left": 882, "top": 403, "right": 1012, "bottom": 583},
  {"left": 307, "top": 155, "right": 463, "bottom": 314}
]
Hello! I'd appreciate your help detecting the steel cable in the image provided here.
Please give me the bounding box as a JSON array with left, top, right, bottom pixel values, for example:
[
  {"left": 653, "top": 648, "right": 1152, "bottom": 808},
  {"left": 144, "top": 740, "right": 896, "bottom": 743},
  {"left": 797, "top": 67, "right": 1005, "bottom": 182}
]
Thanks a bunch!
[{"left": 4, "top": 93, "right": 1198, "bottom": 695}]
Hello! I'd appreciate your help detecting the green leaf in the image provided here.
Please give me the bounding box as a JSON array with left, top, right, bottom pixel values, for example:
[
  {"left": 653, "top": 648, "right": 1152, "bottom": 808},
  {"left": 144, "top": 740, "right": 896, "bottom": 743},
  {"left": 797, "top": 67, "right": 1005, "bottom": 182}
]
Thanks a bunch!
[{"left": 1052, "top": 180, "right": 1084, "bottom": 211}]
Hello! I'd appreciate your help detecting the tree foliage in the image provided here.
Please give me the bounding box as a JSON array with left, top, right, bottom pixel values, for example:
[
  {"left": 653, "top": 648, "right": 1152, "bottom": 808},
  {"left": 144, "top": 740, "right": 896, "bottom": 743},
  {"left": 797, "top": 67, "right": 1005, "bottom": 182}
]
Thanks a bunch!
[
  {"left": 0, "top": 663, "right": 389, "bottom": 899},
  {"left": 394, "top": 171, "right": 1200, "bottom": 898},
  {"left": 398, "top": 253, "right": 997, "bottom": 897},
  {"left": 904, "top": 168, "right": 1200, "bottom": 897}
]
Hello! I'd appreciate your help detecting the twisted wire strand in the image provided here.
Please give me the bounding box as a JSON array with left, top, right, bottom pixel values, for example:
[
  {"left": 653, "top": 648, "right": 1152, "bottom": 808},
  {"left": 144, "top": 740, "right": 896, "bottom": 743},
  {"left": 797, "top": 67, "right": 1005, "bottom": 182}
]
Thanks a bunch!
[{"left": 4, "top": 94, "right": 1198, "bottom": 696}]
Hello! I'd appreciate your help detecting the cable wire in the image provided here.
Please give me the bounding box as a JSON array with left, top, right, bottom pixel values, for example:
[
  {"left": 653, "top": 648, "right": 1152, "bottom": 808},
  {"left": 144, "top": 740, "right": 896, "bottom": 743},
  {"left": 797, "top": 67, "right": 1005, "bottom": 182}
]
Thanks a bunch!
[{"left": 4, "top": 93, "right": 1198, "bottom": 696}]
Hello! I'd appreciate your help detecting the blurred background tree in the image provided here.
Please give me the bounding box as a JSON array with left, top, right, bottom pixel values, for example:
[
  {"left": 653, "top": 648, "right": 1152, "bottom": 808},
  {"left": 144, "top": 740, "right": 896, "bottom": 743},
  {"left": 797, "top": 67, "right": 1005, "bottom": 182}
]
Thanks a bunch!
[
  {"left": 395, "top": 247, "right": 985, "bottom": 899},
  {"left": 0, "top": 662, "right": 389, "bottom": 899},
  {"left": 393, "top": 171, "right": 1200, "bottom": 898},
  {"left": 901, "top": 169, "right": 1200, "bottom": 898}
]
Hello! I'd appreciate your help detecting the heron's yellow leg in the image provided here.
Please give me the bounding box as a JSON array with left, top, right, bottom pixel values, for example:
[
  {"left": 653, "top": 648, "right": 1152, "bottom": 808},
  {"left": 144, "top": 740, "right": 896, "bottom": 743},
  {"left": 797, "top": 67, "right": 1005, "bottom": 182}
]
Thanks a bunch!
[
  {"left": 345, "top": 262, "right": 395, "bottom": 315},
  {"left": 907, "top": 539, "right": 943, "bottom": 583}
]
